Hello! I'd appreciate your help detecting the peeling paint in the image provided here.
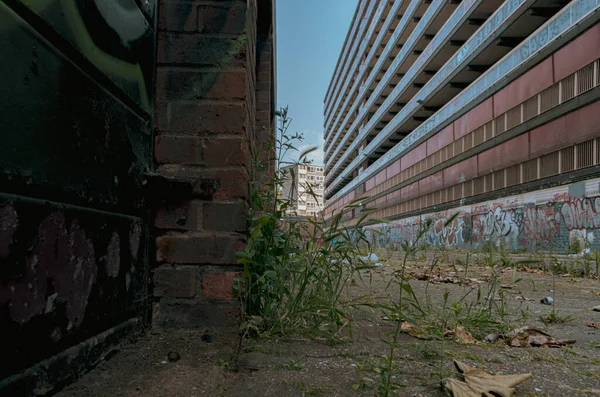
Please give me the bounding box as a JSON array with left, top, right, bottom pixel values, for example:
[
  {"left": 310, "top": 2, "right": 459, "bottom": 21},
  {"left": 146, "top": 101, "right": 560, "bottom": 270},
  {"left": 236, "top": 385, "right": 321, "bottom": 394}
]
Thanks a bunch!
[
  {"left": 105, "top": 232, "right": 121, "bottom": 278},
  {"left": 0, "top": 203, "right": 18, "bottom": 258}
]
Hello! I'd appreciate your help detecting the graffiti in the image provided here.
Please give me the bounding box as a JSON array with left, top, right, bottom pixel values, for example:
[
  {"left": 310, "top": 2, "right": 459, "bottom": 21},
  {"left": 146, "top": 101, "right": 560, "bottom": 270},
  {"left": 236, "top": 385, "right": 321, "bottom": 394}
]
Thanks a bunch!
[
  {"left": 554, "top": 192, "right": 570, "bottom": 202},
  {"left": 364, "top": 177, "right": 600, "bottom": 252},
  {"left": 523, "top": 205, "right": 559, "bottom": 241},
  {"left": 433, "top": 216, "right": 467, "bottom": 247},
  {"left": 559, "top": 197, "right": 600, "bottom": 230},
  {"left": 473, "top": 207, "right": 522, "bottom": 246}
]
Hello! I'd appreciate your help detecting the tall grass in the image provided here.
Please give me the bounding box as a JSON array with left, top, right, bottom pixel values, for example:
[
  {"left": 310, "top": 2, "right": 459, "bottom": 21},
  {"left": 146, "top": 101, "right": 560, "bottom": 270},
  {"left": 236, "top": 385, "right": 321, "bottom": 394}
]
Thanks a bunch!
[{"left": 235, "top": 108, "right": 375, "bottom": 338}]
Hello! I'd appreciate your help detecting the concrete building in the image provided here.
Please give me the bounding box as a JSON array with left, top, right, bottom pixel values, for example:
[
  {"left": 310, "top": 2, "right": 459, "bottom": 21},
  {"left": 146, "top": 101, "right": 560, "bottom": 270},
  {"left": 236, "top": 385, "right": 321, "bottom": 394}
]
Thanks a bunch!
[
  {"left": 282, "top": 163, "right": 325, "bottom": 216},
  {"left": 323, "top": 0, "right": 600, "bottom": 252}
]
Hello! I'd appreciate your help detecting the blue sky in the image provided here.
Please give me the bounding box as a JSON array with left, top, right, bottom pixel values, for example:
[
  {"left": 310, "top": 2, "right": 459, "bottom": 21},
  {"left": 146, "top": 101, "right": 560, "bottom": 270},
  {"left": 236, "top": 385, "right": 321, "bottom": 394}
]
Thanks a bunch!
[{"left": 276, "top": 0, "right": 359, "bottom": 165}]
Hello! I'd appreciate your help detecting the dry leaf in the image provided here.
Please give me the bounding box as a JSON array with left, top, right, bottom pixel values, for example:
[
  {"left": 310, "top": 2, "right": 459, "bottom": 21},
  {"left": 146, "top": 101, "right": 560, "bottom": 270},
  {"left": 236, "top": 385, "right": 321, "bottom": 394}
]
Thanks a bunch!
[
  {"left": 442, "top": 360, "right": 533, "bottom": 397},
  {"left": 455, "top": 326, "right": 478, "bottom": 345},
  {"left": 400, "top": 321, "right": 414, "bottom": 332},
  {"left": 588, "top": 322, "right": 600, "bottom": 329},
  {"left": 505, "top": 327, "right": 575, "bottom": 348}
]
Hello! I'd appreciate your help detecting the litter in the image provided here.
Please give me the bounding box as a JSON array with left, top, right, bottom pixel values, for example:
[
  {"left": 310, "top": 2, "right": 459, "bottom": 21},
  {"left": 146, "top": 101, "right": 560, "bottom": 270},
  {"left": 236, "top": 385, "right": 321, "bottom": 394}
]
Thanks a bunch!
[{"left": 442, "top": 360, "right": 532, "bottom": 397}]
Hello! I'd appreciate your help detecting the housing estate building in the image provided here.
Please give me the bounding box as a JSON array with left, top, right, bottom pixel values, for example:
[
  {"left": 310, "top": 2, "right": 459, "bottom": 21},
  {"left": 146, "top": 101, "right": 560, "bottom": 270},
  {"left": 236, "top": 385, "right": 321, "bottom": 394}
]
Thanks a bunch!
[
  {"left": 282, "top": 163, "right": 325, "bottom": 216},
  {"left": 323, "top": 0, "right": 600, "bottom": 252}
]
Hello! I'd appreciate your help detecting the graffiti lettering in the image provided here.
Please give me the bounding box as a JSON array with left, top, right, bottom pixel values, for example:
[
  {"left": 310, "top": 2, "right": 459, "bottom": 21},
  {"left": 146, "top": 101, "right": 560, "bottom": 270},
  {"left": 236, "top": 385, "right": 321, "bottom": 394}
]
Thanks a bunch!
[{"left": 559, "top": 197, "right": 600, "bottom": 230}]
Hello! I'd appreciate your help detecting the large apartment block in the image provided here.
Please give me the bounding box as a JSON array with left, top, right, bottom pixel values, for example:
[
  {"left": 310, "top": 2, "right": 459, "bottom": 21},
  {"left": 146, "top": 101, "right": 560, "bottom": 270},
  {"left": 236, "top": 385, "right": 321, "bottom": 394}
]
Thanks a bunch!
[
  {"left": 282, "top": 164, "right": 325, "bottom": 216},
  {"left": 323, "top": 0, "right": 600, "bottom": 252}
]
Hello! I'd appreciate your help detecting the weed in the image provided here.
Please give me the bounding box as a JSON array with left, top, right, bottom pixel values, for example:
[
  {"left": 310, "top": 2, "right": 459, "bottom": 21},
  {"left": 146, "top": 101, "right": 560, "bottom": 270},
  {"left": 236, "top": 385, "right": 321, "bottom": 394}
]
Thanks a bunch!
[
  {"left": 236, "top": 108, "right": 374, "bottom": 341},
  {"left": 540, "top": 311, "right": 575, "bottom": 325},
  {"left": 283, "top": 359, "right": 303, "bottom": 371}
]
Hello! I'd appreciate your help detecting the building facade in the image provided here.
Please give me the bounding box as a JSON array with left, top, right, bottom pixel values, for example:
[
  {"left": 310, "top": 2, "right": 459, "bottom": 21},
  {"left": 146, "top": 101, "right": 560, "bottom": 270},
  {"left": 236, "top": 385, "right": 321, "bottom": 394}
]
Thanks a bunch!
[
  {"left": 323, "top": 0, "right": 600, "bottom": 252},
  {"left": 282, "top": 164, "right": 325, "bottom": 216}
]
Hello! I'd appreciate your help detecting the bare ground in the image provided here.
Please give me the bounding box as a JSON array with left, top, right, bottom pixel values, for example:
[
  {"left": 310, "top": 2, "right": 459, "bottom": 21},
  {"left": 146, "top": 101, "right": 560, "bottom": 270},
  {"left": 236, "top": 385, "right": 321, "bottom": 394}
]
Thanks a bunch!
[{"left": 57, "top": 256, "right": 600, "bottom": 397}]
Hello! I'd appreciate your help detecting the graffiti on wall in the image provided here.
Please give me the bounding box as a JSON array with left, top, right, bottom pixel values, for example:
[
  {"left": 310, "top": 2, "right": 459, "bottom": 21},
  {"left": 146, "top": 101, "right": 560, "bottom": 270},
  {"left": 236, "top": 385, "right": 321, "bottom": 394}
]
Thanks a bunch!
[{"left": 364, "top": 179, "right": 600, "bottom": 252}]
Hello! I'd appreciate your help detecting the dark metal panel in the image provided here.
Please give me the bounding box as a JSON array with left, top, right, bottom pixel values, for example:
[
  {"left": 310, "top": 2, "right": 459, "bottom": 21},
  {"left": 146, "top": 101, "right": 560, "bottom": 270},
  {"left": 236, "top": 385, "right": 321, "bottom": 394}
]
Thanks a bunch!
[
  {"left": 0, "top": 3, "right": 152, "bottom": 214},
  {"left": 3, "top": 0, "right": 157, "bottom": 115},
  {"left": 0, "top": 199, "right": 148, "bottom": 381}
]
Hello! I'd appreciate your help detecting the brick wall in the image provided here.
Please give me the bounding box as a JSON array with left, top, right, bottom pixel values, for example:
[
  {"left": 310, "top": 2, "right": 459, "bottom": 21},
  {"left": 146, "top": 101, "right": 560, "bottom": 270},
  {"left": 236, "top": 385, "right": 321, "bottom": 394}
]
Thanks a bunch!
[{"left": 154, "top": 0, "right": 274, "bottom": 328}]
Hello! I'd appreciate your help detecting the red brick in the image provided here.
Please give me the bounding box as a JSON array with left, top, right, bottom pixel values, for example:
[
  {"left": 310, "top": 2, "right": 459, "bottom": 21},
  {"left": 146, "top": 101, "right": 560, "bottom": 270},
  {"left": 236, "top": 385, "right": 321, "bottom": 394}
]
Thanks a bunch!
[
  {"left": 156, "top": 101, "right": 246, "bottom": 134},
  {"left": 197, "top": 4, "right": 248, "bottom": 35},
  {"left": 157, "top": 33, "right": 246, "bottom": 67},
  {"left": 158, "top": 1, "right": 199, "bottom": 32},
  {"left": 256, "top": 90, "right": 270, "bottom": 103},
  {"left": 256, "top": 110, "right": 270, "bottom": 123},
  {"left": 156, "top": 67, "right": 247, "bottom": 101},
  {"left": 154, "top": 266, "right": 198, "bottom": 298},
  {"left": 202, "top": 271, "right": 240, "bottom": 300},
  {"left": 155, "top": 201, "right": 202, "bottom": 230},
  {"left": 157, "top": 166, "right": 248, "bottom": 199},
  {"left": 202, "top": 202, "right": 247, "bottom": 232},
  {"left": 156, "top": 234, "right": 245, "bottom": 264},
  {"left": 256, "top": 80, "right": 271, "bottom": 91},
  {"left": 202, "top": 138, "right": 248, "bottom": 166},
  {"left": 155, "top": 136, "right": 202, "bottom": 164},
  {"left": 153, "top": 301, "right": 239, "bottom": 328},
  {"left": 155, "top": 136, "right": 248, "bottom": 166}
]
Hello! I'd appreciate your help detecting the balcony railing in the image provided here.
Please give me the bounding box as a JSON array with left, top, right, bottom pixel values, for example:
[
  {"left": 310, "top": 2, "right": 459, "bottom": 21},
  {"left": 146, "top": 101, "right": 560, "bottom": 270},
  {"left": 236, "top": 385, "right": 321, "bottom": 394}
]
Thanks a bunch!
[{"left": 326, "top": 0, "right": 600, "bottom": 204}]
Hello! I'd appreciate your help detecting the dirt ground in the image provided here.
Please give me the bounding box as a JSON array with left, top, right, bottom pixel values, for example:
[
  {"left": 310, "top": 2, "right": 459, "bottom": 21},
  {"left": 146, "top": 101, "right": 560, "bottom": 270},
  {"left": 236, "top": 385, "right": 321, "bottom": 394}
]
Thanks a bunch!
[{"left": 57, "top": 256, "right": 600, "bottom": 397}]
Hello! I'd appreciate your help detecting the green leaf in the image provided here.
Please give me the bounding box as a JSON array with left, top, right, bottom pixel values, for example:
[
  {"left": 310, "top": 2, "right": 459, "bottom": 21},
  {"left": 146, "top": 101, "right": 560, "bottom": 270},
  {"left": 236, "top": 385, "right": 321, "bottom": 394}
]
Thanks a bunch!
[{"left": 401, "top": 283, "right": 414, "bottom": 295}]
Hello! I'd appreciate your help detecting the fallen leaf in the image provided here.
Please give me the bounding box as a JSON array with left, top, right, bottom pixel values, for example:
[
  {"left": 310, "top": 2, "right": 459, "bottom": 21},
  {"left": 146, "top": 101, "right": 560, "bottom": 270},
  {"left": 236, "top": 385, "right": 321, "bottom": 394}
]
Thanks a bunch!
[
  {"left": 504, "top": 327, "right": 575, "bottom": 348},
  {"left": 442, "top": 360, "right": 533, "bottom": 397},
  {"left": 400, "top": 321, "right": 414, "bottom": 332},
  {"left": 588, "top": 322, "right": 600, "bottom": 329},
  {"left": 455, "top": 326, "right": 478, "bottom": 345}
]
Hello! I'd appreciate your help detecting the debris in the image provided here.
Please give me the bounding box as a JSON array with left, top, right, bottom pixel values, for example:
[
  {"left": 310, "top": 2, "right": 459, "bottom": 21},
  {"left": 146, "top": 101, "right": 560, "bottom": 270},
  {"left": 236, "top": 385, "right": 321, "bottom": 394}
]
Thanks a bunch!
[
  {"left": 361, "top": 253, "right": 379, "bottom": 262},
  {"left": 455, "top": 326, "right": 478, "bottom": 345},
  {"left": 201, "top": 333, "right": 216, "bottom": 343},
  {"left": 400, "top": 321, "right": 415, "bottom": 333},
  {"left": 540, "top": 297, "right": 553, "bottom": 305},
  {"left": 500, "top": 284, "right": 513, "bottom": 289},
  {"left": 588, "top": 322, "right": 600, "bottom": 329},
  {"left": 595, "top": 291, "right": 600, "bottom": 296},
  {"left": 167, "top": 351, "right": 181, "bottom": 362},
  {"left": 505, "top": 327, "right": 575, "bottom": 347},
  {"left": 593, "top": 306, "right": 600, "bottom": 312},
  {"left": 441, "top": 360, "right": 532, "bottom": 397},
  {"left": 484, "top": 332, "right": 501, "bottom": 343}
]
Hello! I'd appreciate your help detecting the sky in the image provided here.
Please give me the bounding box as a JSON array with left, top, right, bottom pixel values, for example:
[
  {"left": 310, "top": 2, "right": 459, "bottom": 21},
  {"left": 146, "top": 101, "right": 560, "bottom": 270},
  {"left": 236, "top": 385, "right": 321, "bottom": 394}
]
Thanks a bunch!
[{"left": 276, "top": 0, "right": 359, "bottom": 166}]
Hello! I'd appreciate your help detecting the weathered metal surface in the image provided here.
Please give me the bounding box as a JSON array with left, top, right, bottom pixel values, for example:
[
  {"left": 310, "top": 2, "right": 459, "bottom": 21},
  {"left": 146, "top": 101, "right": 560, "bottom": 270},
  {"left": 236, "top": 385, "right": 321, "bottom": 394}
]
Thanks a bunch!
[{"left": 0, "top": 0, "right": 155, "bottom": 389}]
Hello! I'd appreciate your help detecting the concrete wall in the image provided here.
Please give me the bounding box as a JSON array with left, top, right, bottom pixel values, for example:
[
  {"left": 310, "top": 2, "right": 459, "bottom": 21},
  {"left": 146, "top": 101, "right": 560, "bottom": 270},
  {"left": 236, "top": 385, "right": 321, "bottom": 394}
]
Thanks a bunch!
[{"left": 365, "top": 177, "right": 600, "bottom": 253}]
